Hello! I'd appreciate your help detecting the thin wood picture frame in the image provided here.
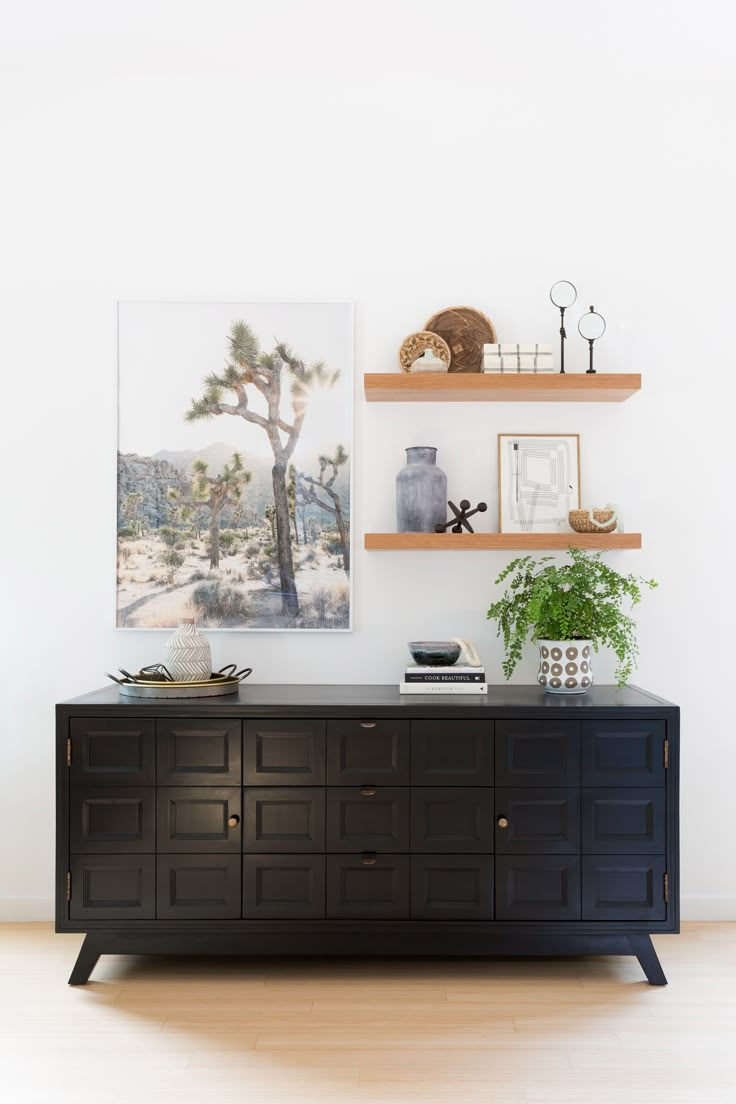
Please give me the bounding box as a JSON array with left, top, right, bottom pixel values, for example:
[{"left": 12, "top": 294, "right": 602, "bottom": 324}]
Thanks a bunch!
[{"left": 497, "top": 434, "right": 581, "bottom": 533}]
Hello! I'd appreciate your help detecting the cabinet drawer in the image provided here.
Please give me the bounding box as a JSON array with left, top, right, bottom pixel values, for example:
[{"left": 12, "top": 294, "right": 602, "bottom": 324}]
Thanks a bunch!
[
  {"left": 327, "top": 720, "right": 410, "bottom": 784},
  {"left": 581, "top": 721, "right": 666, "bottom": 786},
  {"left": 70, "top": 787, "right": 155, "bottom": 853},
  {"left": 411, "top": 787, "right": 494, "bottom": 853},
  {"left": 244, "top": 720, "right": 325, "bottom": 785},
  {"left": 411, "top": 855, "right": 494, "bottom": 920},
  {"left": 157, "top": 787, "right": 242, "bottom": 852},
  {"left": 582, "top": 789, "right": 665, "bottom": 854},
  {"left": 411, "top": 721, "right": 493, "bottom": 785},
  {"left": 495, "top": 721, "right": 580, "bottom": 787},
  {"left": 495, "top": 856, "right": 581, "bottom": 920},
  {"left": 326, "top": 855, "right": 410, "bottom": 919},
  {"left": 244, "top": 788, "right": 325, "bottom": 852},
  {"left": 69, "top": 855, "right": 155, "bottom": 920},
  {"left": 495, "top": 789, "right": 580, "bottom": 855},
  {"left": 326, "top": 787, "right": 410, "bottom": 852},
  {"left": 157, "top": 855, "right": 241, "bottom": 919},
  {"left": 243, "top": 855, "right": 326, "bottom": 919},
  {"left": 156, "top": 720, "right": 242, "bottom": 785},
  {"left": 582, "top": 856, "right": 667, "bottom": 921},
  {"left": 70, "top": 719, "right": 155, "bottom": 785}
]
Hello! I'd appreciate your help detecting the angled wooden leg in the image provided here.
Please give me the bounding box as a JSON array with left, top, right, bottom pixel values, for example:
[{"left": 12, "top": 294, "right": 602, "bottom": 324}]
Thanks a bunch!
[
  {"left": 68, "top": 935, "right": 102, "bottom": 985},
  {"left": 628, "top": 934, "right": 667, "bottom": 986}
]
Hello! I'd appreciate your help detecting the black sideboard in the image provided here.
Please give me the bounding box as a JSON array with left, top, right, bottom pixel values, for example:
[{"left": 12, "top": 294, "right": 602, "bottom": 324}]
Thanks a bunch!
[{"left": 56, "top": 683, "right": 679, "bottom": 985}]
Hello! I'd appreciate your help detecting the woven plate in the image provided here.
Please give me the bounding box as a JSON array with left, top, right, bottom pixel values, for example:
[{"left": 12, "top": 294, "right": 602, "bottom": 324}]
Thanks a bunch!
[
  {"left": 424, "top": 306, "right": 497, "bottom": 374},
  {"left": 398, "top": 331, "right": 451, "bottom": 373}
]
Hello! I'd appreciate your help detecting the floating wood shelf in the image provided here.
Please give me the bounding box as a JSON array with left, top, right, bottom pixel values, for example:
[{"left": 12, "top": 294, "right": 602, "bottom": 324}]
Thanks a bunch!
[
  {"left": 364, "top": 533, "right": 642, "bottom": 551},
  {"left": 364, "top": 373, "right": 641, "bottom": 403}
]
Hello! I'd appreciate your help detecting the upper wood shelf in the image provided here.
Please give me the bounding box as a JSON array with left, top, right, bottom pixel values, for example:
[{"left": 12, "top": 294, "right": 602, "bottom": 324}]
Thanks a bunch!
[
  {"left": 364, "top": 373, "right": 641, "bottom": 403},
  {"left": 365, "top": 533, "right": 642, "bottom": 551}
]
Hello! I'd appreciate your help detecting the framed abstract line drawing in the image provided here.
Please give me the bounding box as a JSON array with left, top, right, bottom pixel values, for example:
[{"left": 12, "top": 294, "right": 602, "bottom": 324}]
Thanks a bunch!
[
  {"left": 497, "top": 434, "right": 580, "bottom": 533},
  {"left": 117, "top": 301, "right": 353, "bottom": 631}
]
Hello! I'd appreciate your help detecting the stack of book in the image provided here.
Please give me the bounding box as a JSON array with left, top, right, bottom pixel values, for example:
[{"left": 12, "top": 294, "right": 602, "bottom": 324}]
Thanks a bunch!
[
  {"left": 399, "top": 664, "right": 487, "bottom": 695},
  {"left": 482, "top": 343, "right": 554, "bottom": 373}
]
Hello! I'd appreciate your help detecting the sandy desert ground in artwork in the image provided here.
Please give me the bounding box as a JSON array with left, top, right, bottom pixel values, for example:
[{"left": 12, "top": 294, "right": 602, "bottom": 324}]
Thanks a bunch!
[{"left": 117, "top": 526, "right": 350, "bottom": 630}]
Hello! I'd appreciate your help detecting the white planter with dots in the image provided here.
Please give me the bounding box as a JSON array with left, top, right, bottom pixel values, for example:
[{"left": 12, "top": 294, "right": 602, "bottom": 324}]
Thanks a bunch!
[{"left": 537, "top": 639, "right": 593, "bottom": 694}]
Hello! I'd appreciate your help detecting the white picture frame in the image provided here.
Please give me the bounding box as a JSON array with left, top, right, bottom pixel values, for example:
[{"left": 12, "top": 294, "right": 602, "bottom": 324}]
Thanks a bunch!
[
  {"left": 498, "top": 434, "right": 581, "bottom": 533},
  {"left": 117, "top": 301, "right": 353, "bottom": 631}
]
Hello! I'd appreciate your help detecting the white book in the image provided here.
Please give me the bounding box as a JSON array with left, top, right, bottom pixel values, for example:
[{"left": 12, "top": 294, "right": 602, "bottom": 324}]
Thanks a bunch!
[{"left": 399, "top": 682, "right": 488, "bottom": 695}]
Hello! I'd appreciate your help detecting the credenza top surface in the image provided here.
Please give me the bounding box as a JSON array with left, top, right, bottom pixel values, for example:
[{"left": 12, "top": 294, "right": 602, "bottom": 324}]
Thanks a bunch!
[{"left": 58, "top": 683, "right": 677, "bottom": 717}]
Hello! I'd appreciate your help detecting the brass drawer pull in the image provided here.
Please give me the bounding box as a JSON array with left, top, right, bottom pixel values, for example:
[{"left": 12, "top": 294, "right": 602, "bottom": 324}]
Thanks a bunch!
[
  {"left": 360, "top": 721, "right": 377, "bottom": 729},
  {"left": 497, "top": 816, "right": 509, "bottom": 829},
  {"left": 227, "top": 815, "right": 240, "bottom": 828},
  {"left": 360, "top": 854, "right": 377, "bottom": 865},
  {"left": 360, "top": 787, "right": 377, "bottom": 796}
]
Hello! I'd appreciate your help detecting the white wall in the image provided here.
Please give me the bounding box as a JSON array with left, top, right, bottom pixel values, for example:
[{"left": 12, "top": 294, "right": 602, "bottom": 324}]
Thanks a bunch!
[{"left": 1, "top": 0, "right": 734, "bottom": 920}]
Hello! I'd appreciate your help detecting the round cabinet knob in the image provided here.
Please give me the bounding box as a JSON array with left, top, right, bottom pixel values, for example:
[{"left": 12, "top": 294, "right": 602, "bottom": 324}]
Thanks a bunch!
[
  {"left": 360, "top": 721, "right": 376, "bottom": 729},
  {"left": 360, "top": 787, "right": 377, "bottom": 796},
  {"left": 360, "top": 855, "right": 378, "bottom": 865},
  {"left": 497, "top": 816, "right": 509, "bottom": 829},
  {"left": 227, "top": 815, "right": 240, "bottom": 828}
]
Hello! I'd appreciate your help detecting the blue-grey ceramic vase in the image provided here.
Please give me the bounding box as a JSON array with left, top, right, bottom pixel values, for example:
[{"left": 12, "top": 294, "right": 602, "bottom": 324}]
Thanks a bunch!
[{"left": 396, "top": 446, "right": 447, "bottom": 532}]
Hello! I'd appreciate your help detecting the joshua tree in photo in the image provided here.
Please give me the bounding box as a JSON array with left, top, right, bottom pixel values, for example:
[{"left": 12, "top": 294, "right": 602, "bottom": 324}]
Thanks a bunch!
[
  {"left": 298, "top": 445, "right": 350, "bottom": 573},
  {"left": 121, "top": 491, "right": 145, "bottom": 536},
  {"left": 191, "top": 451, "right": 251, "bottom": 570},
  {"left": 166, "top": 487, "right": 194, "bottom": 533},
  {"left": 186, "top": 320, "right": 340, "bottom": 618},
  {"left": 265, "top": 503, "right": 277, "bottom": 542}
]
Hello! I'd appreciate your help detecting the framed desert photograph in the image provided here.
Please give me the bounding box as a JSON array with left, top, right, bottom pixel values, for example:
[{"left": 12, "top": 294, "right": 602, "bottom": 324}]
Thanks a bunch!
[
  {"left": 498, "top": 434, "right": 580, "bottom": 533},
  {"left": 117, "top": 301, "right": 353, "bottom": 630}
]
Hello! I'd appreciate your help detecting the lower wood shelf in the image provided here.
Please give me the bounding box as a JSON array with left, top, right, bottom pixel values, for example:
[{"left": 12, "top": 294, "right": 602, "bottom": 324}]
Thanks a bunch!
[{"left": 364, "top": 533, "right": 642, "bottom": 550}]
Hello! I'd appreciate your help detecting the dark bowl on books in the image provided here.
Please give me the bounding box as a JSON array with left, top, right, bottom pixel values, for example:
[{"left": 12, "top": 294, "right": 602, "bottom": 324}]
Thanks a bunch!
[{"left": 408, "top": 641, "right": 461, "bottom": 667}]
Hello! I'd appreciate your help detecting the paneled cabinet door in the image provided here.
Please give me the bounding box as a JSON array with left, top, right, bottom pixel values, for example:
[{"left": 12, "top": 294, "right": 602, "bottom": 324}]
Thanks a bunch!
[
  {"left": 70, "top": 787, "right": 155, "bottom": 853},
  {"left": 156, "top": 720, "right": 242, "bottom": 785},
  {"left": 411, "top": 721, "right": 494, "bottom": 786},
  {"left": 581, "top": 721, "right": 666, "bottom": 787},
  {"left": 157, "top": 855, "right": 242, "bottom": 919},
  {"left": 582, "top": 856, "right": 667, "bottom": 921},
  {"left": 69, "top": 855, "right": 155, "bottom": 920},
  {"left": 243, "top": 855, "right": 326, "bottom": 919},
  {"left": 411, "top": 788, "right": 494, "bottom": 854},
  {"left": 327, "top": 720, "right": 410, "bottom": 785},
  {"left": 326, "top": 855, "right": 411, "bottom": 919},
  {"left": 244, "top": 788, "right": 325, "bottom": 853},
  {"left": 495, "top": 856, "right": 582, "bottom": 920},
  {"left": 495, "top": 789, "right": 581, "bottom": 855},
  {"left": 244, "top": 720, "right": 326, "bottom": 785},
  {"left": 582, "top": 788, "right": 665, "bottom": 854},
  {"left": 326, "top": 787, "right": 410, "bottom": 852},
  {"left": 411, "top": 855, "right": 494, "bottom": 920},
  {"left": 69, "top": 719, "right": 155, "bottom": 785},
  {"left": 495, "top": 720, "right": 580, "bottom": 787},
  {"left": 157, "top": 787, "right": 242, "bottom": 852}
]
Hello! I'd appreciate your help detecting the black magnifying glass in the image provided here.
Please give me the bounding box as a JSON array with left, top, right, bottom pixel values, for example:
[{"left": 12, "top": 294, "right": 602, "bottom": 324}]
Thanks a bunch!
[
  {"left": 578, "top": 306, "right": 606, "bottom": 374},
  {"left": 549, "top": 281, "right": 577, "bottom": 374}
]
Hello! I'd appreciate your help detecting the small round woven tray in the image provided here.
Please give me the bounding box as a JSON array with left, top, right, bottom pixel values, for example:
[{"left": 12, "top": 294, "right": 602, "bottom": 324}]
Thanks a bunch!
[
  {"left": 398, "top": 331, "right": 451, "bottom": 372},
  {"left": 568, "top": 509, "right": 617, "bottom": 534}
]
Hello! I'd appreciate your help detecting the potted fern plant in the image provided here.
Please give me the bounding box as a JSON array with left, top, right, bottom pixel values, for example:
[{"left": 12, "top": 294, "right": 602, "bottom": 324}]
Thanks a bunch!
[{"left": 487, "top": 549, "right": 657, "bottom": 693}]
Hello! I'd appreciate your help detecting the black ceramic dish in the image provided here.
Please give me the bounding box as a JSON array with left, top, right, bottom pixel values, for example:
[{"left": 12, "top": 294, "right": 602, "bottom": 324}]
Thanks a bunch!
[{"left": 407, "top": 641, "right": 461, "bottom": 666}]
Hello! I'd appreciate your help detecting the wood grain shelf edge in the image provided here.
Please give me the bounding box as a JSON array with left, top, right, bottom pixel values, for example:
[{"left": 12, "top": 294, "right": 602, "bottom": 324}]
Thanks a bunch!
[
  {"left": 364, "top": 533, "right": 643, "bottom": 550},
  {"left": 363, "top": 373, "right": 641, "bottom": 402}
]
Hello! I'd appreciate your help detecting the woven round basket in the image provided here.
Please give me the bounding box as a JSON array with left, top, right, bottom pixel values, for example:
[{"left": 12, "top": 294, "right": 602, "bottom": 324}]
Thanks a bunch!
[
  {"left": 399, "top": 331, "right": 451, "bottom": 372},
  {"left": 424, "top": 306, "right": 497, "bottom": 373},
  {"left": 568, "top": 508, "right": 617, "bottom": 534}
]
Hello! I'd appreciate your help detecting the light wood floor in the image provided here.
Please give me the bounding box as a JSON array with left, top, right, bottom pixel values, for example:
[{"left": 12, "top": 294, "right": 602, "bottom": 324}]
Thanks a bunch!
[{"left": 1, "top": 923, "right": 734, "bottom": 1103}]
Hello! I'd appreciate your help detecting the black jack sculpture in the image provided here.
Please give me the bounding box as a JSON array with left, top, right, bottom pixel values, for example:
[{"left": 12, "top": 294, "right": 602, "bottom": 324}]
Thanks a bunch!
[{"left": 435, "top": 500, "right": 488, "bottom": 534}]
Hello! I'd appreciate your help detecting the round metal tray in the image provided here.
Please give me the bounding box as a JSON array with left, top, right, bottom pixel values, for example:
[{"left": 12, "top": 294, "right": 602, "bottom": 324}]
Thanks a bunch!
[{"left": 118, "top": 675, "right": 242, "bottom": 699}]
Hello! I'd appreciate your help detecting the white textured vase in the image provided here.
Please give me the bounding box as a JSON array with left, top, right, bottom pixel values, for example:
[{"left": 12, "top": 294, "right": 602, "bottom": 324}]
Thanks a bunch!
[
  {"left": 164, "top": 619, "right": 211, "bottom": 681},
  {"left": 537, "top": 639, "right": 593, "bottom": 695}
]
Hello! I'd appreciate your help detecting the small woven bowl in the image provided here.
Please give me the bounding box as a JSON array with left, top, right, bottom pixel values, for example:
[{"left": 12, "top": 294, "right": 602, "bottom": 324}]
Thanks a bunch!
[{"left": 568, "top": 509, "right": 617, "bottom": 534}]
